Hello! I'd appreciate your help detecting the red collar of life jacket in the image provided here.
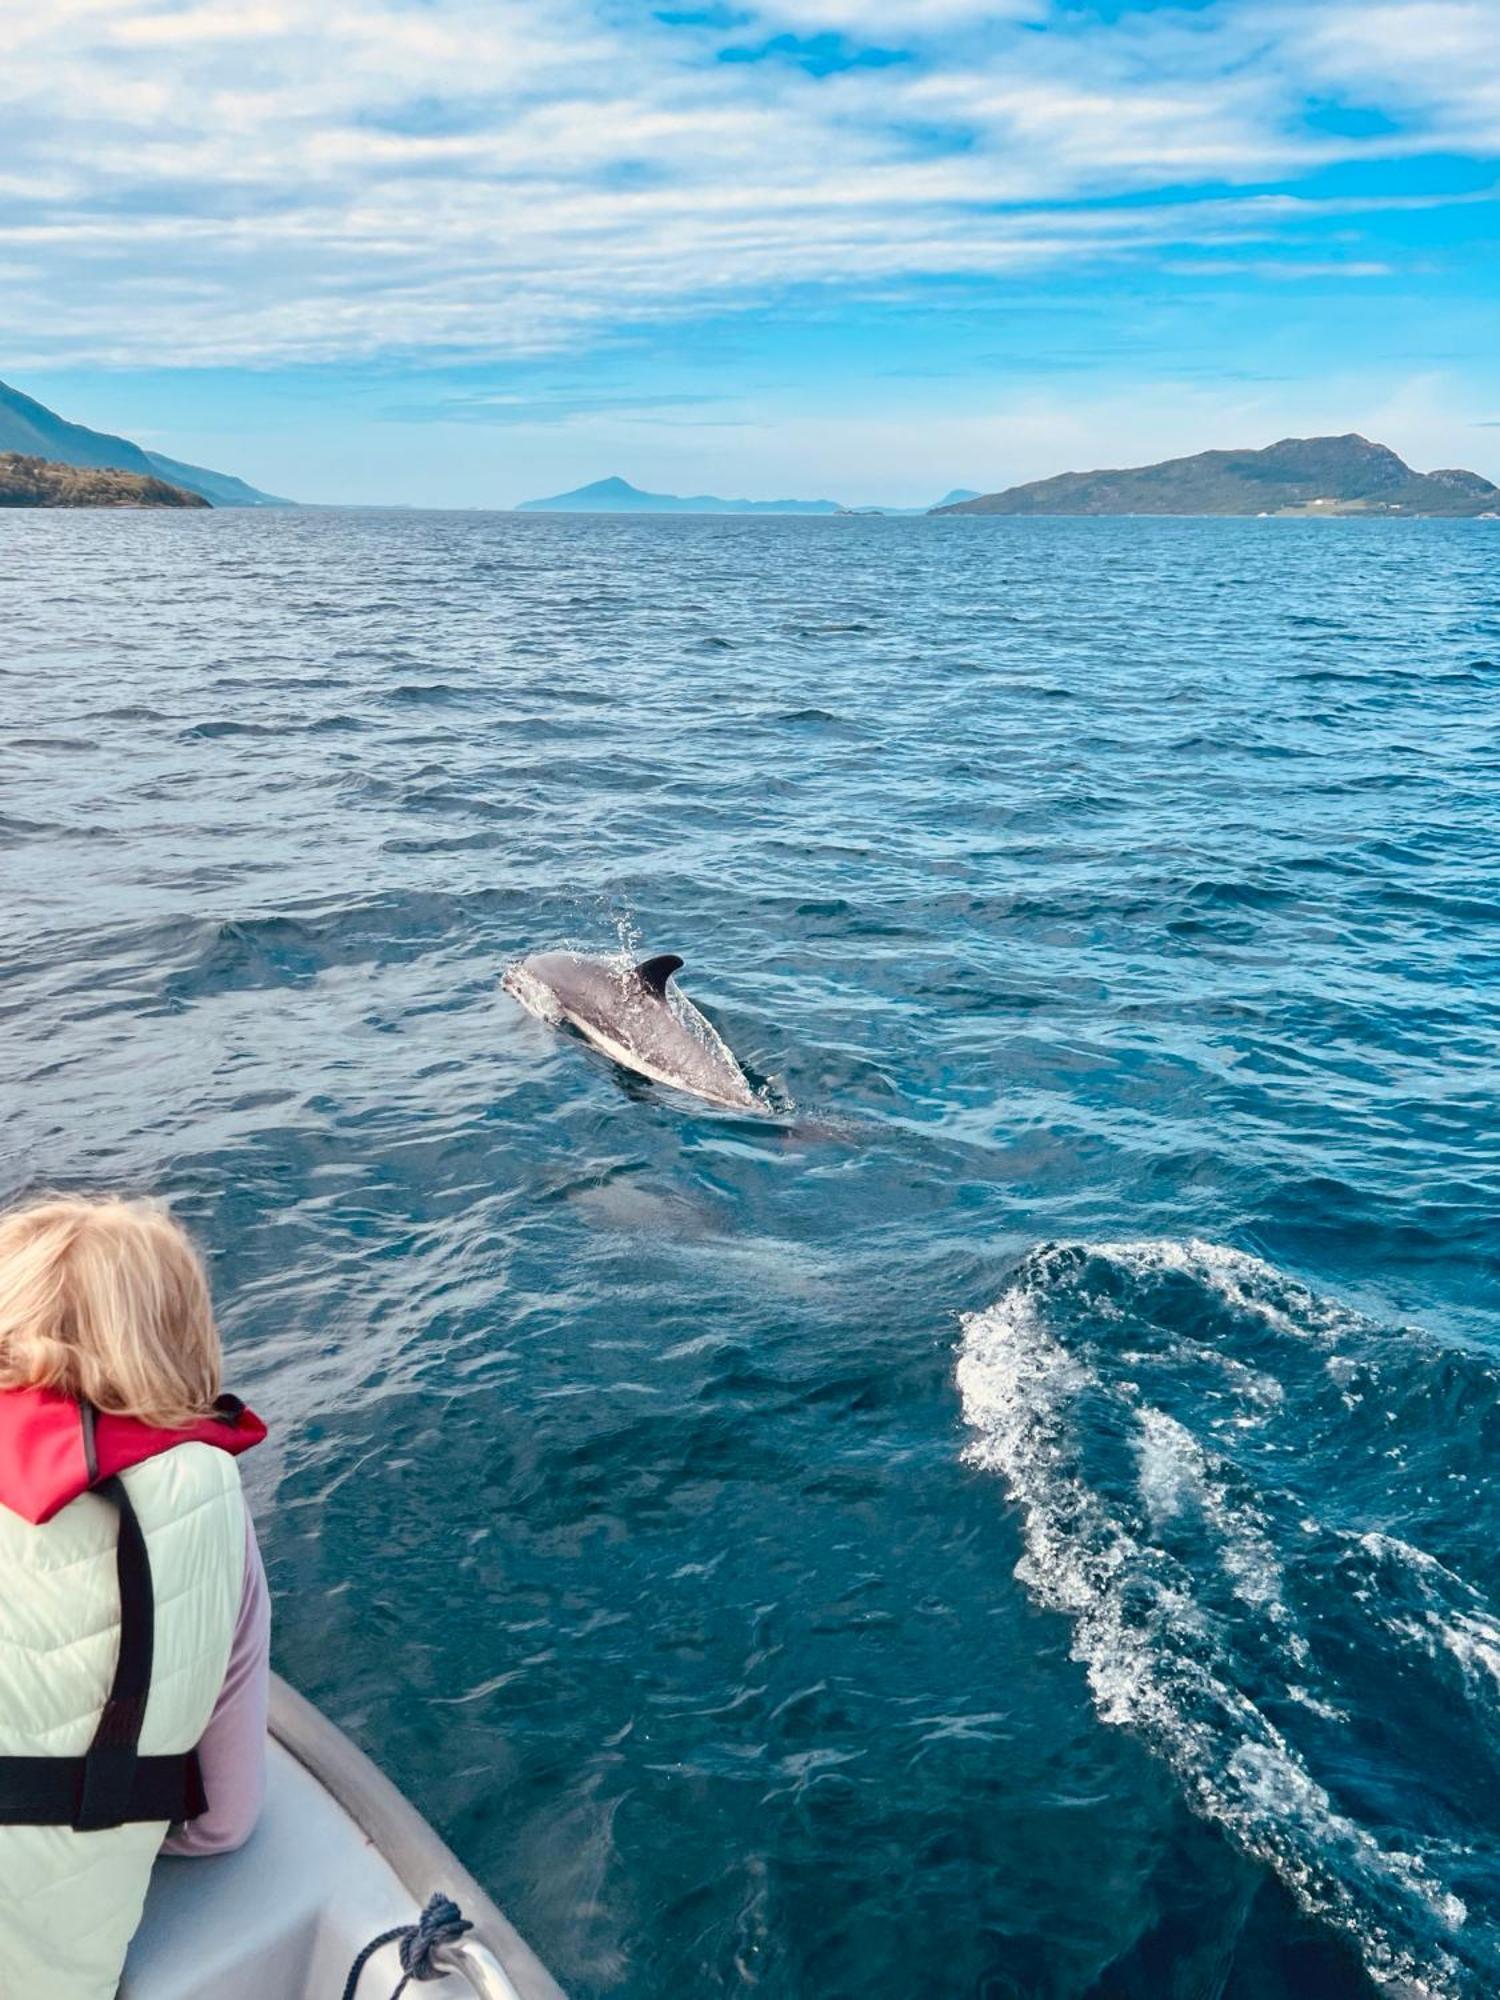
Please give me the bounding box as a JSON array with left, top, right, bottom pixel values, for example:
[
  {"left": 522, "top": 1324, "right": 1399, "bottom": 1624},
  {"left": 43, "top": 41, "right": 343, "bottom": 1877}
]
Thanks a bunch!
[{"left": 0, "top": 1385, "right": 266, "bottom": 1525}]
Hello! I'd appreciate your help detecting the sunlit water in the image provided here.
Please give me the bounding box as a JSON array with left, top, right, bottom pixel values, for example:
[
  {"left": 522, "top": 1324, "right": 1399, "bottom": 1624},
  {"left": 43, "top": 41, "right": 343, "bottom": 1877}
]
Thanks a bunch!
[{"left": 4, "top": 509, "right": 1499, "bottom": 1998}]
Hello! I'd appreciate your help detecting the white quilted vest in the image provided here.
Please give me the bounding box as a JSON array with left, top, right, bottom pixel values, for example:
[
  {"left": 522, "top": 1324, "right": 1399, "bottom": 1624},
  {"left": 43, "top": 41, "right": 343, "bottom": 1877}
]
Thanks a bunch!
[{"left": 0, "top": 1444, "right": 246, "bottom": 2000}]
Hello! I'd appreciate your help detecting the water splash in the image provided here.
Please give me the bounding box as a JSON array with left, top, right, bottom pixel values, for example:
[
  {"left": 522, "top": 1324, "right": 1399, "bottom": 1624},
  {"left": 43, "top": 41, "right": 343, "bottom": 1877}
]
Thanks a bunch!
[{"left": 958, "top": 1241, "right": 1500, "bottom": 1996}]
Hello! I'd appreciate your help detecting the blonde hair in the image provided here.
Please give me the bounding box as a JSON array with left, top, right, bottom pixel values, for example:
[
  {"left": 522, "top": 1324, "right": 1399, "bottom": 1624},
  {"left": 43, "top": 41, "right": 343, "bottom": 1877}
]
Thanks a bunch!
[{"left": 0, "top": 1195, "right": 221, "bottom": 1429}]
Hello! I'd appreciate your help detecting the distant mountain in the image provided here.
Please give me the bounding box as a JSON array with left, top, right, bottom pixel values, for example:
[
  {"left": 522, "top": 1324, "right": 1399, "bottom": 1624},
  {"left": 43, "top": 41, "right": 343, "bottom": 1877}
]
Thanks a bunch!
[
  {"left": 839, "top": 488, "right": 984, "bottom": 517},
  {"left": 0, "top": 377, "right": 291, "bottom": 507},
  {"left": 517, "top": 475, "right": 843, "bottom": 514},
  {"left": 936, "top": 436, "right": 1500, "bottom": 518},
  {"left": 518, "top": 475, "right": 984, "bottom": 515},
  {"left": 0, "top": 452, "right": 209, "bottom": 509},
  {"left": 133, "top": 449, "right": 287, "bottom": 510}
]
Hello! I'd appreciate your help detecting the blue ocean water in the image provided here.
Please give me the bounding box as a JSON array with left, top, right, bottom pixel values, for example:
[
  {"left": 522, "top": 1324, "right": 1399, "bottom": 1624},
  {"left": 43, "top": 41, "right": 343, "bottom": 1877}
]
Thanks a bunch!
[{"left": 4, "top": 509, "right": 1500, "bottom": 1998}]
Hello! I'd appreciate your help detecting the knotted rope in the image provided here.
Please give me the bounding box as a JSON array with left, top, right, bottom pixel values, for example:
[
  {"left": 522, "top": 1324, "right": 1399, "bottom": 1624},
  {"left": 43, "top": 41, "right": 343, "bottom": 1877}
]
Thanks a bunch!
[{"left": 340, "top": 1891, "right": 475, "bottom": 2000}]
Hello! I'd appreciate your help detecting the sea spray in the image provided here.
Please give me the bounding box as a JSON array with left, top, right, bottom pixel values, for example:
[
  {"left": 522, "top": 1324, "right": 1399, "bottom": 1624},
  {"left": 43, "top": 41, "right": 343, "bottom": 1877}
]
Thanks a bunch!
[{"left": 958, "top": 1242, "right": 1498, "bottom": 1996}]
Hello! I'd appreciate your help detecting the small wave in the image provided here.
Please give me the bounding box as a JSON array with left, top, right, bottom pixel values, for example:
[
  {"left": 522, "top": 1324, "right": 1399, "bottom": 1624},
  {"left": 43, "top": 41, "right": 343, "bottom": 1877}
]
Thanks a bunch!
[
  {"left": 958, "top": 1240, "right": 1500, "bottom": 1995},
  {"left": 386, "top": 681, "right": 474, "bottom": 704},
  {"left": 181, "top": 719, "right": 284, "bottom": 740},
  {"left": 1185, "top": 877, "right": 1293, "bottom": 911}
]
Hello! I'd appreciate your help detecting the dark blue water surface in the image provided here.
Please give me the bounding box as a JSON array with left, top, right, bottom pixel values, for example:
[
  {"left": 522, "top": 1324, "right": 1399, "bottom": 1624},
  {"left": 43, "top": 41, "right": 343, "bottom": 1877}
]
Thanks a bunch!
[{"left": 5, "top": 511, "right": 1500, "bottom": 1998}]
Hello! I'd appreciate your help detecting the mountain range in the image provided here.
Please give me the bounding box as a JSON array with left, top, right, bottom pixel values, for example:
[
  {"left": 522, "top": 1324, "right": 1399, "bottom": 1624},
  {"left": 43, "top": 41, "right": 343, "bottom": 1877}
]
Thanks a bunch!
[
  {"left": 516, "top": 475, "right": 979, "bottom": 515},
  {"left": 4, "top": 393, "right": 1493, "bottom": 521},
  {"left": 0, "top": 377, "right": 290, "bottom": 507},
  {"left": 517, "top": 475, "right": 841, "bottom": 514},
  {"left": 937, "top": 435, "right": 1499, "bottom": 518},
  {"left": 516, "top": 442, "right": 1500, "bottom": 519}
]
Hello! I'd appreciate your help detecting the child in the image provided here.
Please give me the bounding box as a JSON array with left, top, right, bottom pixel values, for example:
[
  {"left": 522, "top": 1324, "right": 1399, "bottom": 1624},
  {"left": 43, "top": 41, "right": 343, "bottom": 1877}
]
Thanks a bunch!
[{"left": 0, "top": 1194, "right": 269, "bottom": 2000}]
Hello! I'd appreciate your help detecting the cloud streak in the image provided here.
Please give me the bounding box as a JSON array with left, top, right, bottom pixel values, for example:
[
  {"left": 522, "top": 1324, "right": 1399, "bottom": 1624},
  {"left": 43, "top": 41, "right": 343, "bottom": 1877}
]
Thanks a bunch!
[{"left": 1, "top": 0, "right": 1497, "bottom": 367}]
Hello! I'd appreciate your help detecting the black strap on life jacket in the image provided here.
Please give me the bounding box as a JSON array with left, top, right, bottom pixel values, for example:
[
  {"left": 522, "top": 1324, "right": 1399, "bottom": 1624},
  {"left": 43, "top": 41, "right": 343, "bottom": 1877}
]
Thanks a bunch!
[{"left": 0, "top": 1470, "right": 206, "bottom": 1831}]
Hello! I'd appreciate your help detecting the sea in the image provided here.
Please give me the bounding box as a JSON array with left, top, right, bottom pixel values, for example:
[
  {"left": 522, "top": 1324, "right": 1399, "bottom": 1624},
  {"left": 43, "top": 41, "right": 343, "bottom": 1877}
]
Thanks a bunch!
[{"left": 4, "top": 508, "right": 1499, "bottom": 1998}]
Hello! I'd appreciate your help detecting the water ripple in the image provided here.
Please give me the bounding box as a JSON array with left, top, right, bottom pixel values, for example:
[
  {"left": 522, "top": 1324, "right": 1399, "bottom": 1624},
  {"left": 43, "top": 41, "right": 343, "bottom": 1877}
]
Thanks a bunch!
[{"left": 5, "top": 511, "right": 1500, "bottom": 1998}]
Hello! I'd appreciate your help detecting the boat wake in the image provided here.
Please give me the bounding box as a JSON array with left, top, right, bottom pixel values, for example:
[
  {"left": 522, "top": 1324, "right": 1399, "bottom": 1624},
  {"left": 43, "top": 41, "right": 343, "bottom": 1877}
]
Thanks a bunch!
[{"left": 958, "top": 1241, "right": 1500, "bottom": 1997}]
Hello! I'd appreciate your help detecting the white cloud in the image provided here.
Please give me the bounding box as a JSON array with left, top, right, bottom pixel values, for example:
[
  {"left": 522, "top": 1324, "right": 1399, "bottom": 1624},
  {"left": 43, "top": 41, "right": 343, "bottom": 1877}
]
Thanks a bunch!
[
  {"left": 0, "top": 0, "right": 1494, "bottom": 367},
  {"left": 1275, "top": 2, "right": 1500, "bottom": 151},
  {"left": 1167, "top": 258, "right": 1394, "bottom": 278},
  {"left": 744, "top": 0, "right": 1043, "bottom": 27}
]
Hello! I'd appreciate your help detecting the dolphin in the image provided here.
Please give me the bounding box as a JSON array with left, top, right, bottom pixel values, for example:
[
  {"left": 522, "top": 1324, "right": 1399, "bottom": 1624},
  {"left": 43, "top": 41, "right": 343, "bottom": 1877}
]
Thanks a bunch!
[{"left": 503, "top": 950, "right": 759, "bottom": 1111}]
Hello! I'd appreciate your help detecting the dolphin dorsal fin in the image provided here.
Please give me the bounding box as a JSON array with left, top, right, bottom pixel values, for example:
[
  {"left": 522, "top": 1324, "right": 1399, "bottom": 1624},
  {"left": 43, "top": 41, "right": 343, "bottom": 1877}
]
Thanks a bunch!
[{"left": 633, "top": 954, "right": 683, "bottom": 997}]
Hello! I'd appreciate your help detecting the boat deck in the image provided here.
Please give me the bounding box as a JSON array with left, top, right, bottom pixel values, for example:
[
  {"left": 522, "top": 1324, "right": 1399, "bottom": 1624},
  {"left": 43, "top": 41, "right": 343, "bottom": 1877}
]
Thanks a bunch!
[{"left": 122, "top": 1677, "right": 564, "bottom": 2000}]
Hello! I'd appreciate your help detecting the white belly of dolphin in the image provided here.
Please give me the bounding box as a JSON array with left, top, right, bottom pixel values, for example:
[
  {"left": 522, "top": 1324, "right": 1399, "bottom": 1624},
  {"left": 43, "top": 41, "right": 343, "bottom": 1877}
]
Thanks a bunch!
[{"left": 563, "top": 1012, "right": 751, "bottom": 1107}]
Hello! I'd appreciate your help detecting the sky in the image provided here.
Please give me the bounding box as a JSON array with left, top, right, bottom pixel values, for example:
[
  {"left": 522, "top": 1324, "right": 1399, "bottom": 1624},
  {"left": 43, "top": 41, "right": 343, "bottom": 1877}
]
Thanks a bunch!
[{"left": 3, "top": 0, "right": 1499, "bottom": 506}]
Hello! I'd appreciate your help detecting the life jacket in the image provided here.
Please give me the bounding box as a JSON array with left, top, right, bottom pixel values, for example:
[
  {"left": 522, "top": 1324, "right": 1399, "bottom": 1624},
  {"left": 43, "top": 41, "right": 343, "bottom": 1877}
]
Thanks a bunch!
[
  {"left": 0, "top": 1387, "right": 264, "bottom": 2000},
  {"left": 0, "top": 1387, "right": 264, "bottom": 1829}
]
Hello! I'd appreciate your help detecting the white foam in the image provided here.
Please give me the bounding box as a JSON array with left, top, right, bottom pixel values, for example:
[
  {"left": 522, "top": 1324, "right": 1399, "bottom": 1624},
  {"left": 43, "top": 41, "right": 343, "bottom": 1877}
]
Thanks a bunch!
[
  {"left": 1134, "top": 1406, "right": 1298, "bottom": 1637},
  {"left": 957, "top": 1244, "right": 1474, "bottom": 1996},
  {"left": 1441, "top": 1612, "right": 1500, "bottom": 1698},
  {"left": 1358, "top": 1532, "right": 1500, "bottom": 1705},
  {"left": 1090, "top": 1235, "right": 1359, "bottom": 1345}
]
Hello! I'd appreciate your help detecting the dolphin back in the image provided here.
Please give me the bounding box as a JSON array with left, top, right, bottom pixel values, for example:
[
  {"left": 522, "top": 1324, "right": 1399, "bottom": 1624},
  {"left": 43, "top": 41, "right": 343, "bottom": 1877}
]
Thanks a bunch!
[{"left": 508, "top": 950, "right": 756, "bottom": 1109}]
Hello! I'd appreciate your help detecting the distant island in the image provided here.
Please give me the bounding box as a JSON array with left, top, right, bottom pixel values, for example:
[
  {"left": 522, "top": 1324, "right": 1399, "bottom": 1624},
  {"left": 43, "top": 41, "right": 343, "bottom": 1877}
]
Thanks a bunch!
[
  {"left": 0, "top": 377, "right": 290, "bottom": 507},
  {"left": 516, "top": 445, "right": 1500, "bottom": 520},
  {"left": 517, "top": 475, "right": 843, "bottom": 514},
  {"left": 0, "top": 452, "right": 209, "bottom": 509},
  {"left": 841, "top": 490, "right": 979, "bottom": 516},
  {"left": 937, "top": 435, "right": 1500, "bottom": 518},
  {"left": 516, "top": 475, "right": 978, "bottom": 515}
]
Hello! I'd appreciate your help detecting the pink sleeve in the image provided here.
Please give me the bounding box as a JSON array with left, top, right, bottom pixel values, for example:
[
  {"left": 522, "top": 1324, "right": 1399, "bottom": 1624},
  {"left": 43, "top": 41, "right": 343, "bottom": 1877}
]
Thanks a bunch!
[{"left": 162, "top": 1510, "right": 270, "bottom": 1857}]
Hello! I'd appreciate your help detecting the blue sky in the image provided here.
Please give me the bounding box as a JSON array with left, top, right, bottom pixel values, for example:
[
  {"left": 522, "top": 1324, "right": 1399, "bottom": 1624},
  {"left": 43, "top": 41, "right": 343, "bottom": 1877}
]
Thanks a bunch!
[{"left": 5, "top": 0, "right": 1499, "bottom": 505}]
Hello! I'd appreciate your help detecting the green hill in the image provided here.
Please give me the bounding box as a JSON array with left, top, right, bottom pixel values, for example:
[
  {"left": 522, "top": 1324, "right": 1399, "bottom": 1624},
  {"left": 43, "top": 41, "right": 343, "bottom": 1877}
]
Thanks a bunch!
[
  {"left": 0, "top": 377, "right": 290, "bottom": 506},
  {"left": 937, "top": 435, "right": 1500, "bottom": 518},
  {"left": 0, "top": 453, "right": 209, "bottom": 508}
]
